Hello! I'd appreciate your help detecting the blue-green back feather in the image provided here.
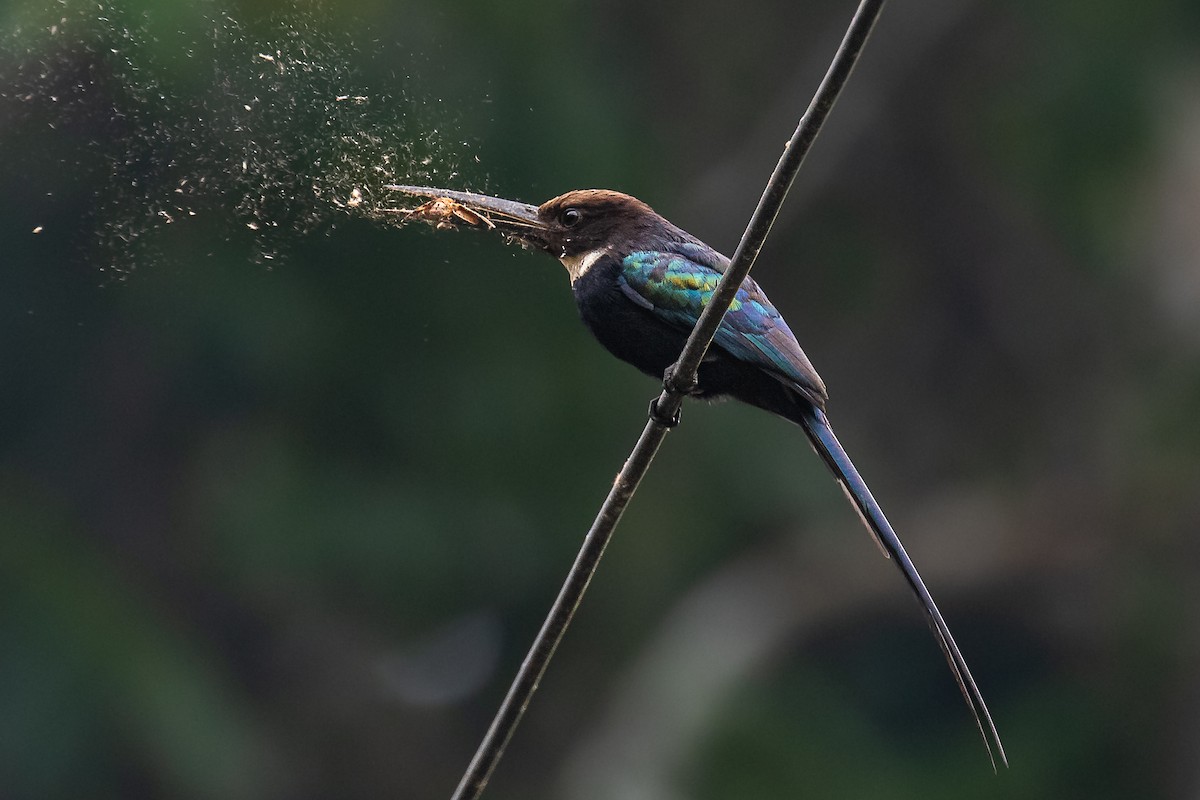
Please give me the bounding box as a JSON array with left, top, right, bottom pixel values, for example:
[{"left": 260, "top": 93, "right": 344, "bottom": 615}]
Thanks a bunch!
[{"left": 618, "top": 248, "right": 826, "bottom": 401}]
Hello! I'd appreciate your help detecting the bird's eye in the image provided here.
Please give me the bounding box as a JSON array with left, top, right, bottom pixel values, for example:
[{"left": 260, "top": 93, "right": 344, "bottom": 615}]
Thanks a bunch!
[{"left": 560, "top": 207, "right": 582, "bottom": 227}]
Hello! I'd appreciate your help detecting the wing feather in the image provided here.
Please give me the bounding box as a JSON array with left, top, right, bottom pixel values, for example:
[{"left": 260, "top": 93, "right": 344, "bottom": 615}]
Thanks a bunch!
[{"left": 619, "top": 249, "right": 826, "bottom": 399}]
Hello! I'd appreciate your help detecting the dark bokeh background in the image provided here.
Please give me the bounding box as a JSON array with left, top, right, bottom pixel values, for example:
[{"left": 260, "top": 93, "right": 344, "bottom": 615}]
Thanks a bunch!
[{"left": 3, "top": 1, "right": 1200, "bottom": 798}]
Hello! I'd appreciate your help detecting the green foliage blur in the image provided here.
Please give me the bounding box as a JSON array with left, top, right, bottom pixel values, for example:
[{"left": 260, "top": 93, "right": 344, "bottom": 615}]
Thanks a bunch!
[{"left": 3, "top": 1, "right": 1200, "bottom": 798}]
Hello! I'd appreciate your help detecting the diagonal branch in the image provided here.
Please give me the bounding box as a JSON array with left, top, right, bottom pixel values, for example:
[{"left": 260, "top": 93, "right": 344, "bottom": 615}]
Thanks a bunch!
[{"left": 450, "top": 2, "right": 888, "bottom": 798}]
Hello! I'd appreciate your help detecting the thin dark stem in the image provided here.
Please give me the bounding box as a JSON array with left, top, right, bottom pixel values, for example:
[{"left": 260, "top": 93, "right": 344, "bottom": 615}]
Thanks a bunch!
[
  {"left": 660, "top": 0, "right": 886, "bottom": 407},
  {"left": 450, "top": 2, "right": 887, "bottom": 798},
  {"left": 450, "top": 417, "right": 668, "bottom": 800}
]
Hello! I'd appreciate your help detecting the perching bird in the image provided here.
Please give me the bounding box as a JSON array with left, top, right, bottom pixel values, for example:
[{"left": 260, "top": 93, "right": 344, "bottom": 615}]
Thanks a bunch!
[{"left": 386, "top": 184, "right": 1006, "bottom": 768}]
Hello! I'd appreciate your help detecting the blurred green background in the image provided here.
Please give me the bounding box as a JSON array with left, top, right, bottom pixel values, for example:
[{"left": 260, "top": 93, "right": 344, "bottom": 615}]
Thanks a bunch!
[{"left": 3, "top": 1, "right": 1200, "bottom": 798}]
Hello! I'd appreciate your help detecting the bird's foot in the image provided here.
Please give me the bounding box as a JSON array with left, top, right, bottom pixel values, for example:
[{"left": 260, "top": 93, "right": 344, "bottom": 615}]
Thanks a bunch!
[
  {"left": 662, "top": 364, "right": 699, "bottom": 397},
  {"left": 648, "top": 397, "right": 682, "bottom": 428}
]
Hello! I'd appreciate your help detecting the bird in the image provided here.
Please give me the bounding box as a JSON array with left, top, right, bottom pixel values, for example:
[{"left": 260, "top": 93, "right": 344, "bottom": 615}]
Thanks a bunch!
[{"left": 385, "top": 184, "right": 1007, "bottom": 768}]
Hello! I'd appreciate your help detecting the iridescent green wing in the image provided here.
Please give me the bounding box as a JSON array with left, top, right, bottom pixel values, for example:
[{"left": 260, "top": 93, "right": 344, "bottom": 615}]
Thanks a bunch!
[{"left": 619, "top": 248, "right": 825, "bottom": 397}]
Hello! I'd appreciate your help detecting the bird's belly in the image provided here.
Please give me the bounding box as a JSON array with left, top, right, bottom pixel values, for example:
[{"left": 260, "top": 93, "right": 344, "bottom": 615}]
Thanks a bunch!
[{"left": 578, "top": 292, "right": 688, "bottom": 380}]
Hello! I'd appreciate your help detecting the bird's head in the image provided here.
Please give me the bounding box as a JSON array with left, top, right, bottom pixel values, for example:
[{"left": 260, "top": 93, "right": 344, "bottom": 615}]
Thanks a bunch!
[{"left": 385, "top": 185, "right": 689, "bottom": 283}]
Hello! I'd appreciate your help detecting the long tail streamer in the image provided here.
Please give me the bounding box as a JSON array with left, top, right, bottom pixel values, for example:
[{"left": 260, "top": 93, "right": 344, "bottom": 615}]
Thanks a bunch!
[{"left": 798, "top": 405, "right": 1007, "bottom": 769}]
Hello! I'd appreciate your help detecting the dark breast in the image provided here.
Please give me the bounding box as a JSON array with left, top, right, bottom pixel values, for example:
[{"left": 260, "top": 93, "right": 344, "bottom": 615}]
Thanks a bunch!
[{"left": 572, "top": 256, "right": 689, "bottom": 379}]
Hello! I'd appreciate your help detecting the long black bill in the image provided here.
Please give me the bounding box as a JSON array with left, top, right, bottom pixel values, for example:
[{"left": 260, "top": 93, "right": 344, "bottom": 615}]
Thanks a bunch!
[{"left": 383, "top": 184, "right": 547, "bottom": 245}]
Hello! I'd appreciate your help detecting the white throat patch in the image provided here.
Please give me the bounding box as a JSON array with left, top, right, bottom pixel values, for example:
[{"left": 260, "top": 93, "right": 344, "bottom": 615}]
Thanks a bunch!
[{"left": 560, "top": 246, "right": 611, "bottom": 284}]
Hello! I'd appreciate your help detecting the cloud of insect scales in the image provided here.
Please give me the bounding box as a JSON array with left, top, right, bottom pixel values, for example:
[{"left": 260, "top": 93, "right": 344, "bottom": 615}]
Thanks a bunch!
[{"left": 0, "top": 1, "right": 481, "bottom": 274}]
